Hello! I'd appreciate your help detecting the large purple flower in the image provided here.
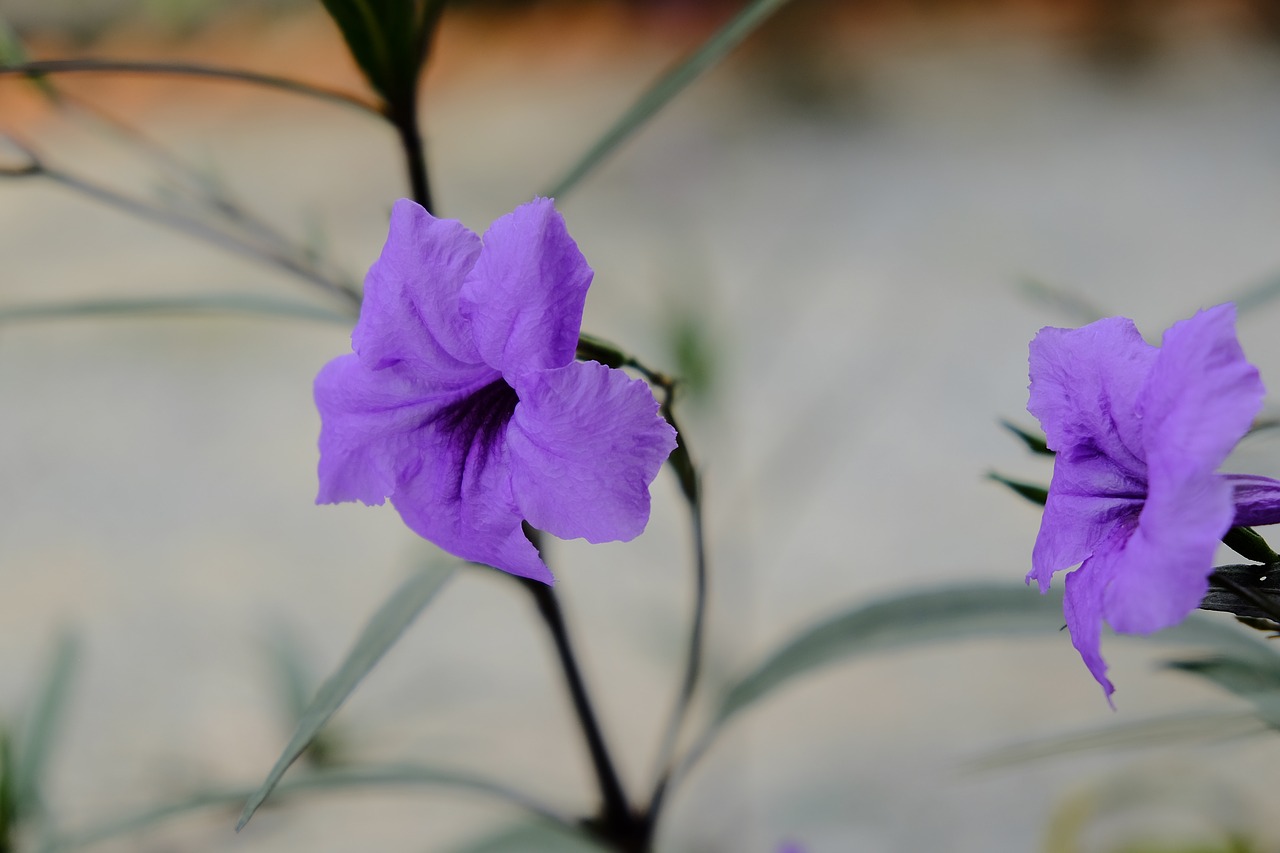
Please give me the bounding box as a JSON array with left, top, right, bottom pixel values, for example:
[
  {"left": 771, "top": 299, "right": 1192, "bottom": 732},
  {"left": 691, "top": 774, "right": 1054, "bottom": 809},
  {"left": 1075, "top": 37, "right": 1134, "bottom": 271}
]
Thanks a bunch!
[
  {"left": 1027, "top": 304, "right": 1280, "bottom": 700},
  {"left": 315, "top": 198, "right": 677, "bottom": 583}
]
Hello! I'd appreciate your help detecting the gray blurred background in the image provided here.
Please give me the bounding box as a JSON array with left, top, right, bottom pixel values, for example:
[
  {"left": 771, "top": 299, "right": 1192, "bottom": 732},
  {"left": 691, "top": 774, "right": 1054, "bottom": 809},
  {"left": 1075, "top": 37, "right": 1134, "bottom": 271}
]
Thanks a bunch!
[{"left": 6, "top": 1, "right": 1280, "bottom": 850}]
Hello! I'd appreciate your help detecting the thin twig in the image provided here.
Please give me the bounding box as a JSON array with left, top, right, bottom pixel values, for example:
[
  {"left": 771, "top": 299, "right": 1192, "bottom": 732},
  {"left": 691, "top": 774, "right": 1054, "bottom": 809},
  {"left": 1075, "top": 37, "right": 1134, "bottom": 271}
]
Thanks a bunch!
[{"left": 0, "top": 59, "right": 383, "bottom": 116}]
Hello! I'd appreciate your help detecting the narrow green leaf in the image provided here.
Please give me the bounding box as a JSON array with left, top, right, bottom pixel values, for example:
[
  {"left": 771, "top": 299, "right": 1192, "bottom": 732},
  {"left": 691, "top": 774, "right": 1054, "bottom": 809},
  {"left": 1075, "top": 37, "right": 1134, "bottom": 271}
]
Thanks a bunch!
[
  {"left": 1165, "top": 655, "right": 1280, "bottom": 727},
  {"left": 999, "top": 420, "right": 1053, "bottom": 456},
  {"left": 236, "top": 563, "right": 455, "bottom": 831},
  {"left": 0, "top": 294, "right": 354, "bottom": 326},
  {"left": 671, "top": 583, "right": 1274, "bottom": 790},
  {"left": 14, "top": 631, "right": 79, "bottom": 817},
  {"left": 51, "top": 762, "right": 571, "bottom": 852},
  {"left": 987, "top": 472, "right": 1049, "bottom": 506},
  {"left": 544, "top": 0, "right": 795, "bottom": 199},
  {"left": 968, "top": 709, "right": 1270, "bottom": 771},
  {"left": 0, "top": 726, "right": 15, "bottom": 850},
  {"left": 1203, "top": 564, "right": 1280, "bottom": 622},
  {"left": 713, "top": 584, "right": 1064, "bottom": 728}
]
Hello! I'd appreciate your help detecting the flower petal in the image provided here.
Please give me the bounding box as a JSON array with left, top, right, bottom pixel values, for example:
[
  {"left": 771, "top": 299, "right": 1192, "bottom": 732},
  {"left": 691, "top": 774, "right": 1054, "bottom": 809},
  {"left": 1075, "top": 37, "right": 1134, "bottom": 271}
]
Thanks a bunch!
[
  {"left": 1140, "top": 304, "right": 1264, "bottom": 487},
  {"left": 1030, "top": 452, "right": 1145, "bottom": 591},
  {"left": 507, "top": 360, "right": 677, "bottom": 544},
  {"left": 1228, "top": 474, "right": 1280, "bottom": 527},
  {"left": 460, "top": 198, "right": 592, "bottom": 376},
  {"left": 1063, "top": 553, "right": 1117, "bottom": 702},
  {"left": 1028, "top": 317, "right": 1156, "bottom": 480},
  {"left": 353, "top": 199, "right": 485, "bottom": 381},
  {"left": 1104, "top": 472, "right": 1232, "bottom": 634},
  {"left": 390, "top": 393, "right": 553, "bottom": 584},
  {"left": 315, "top": 354, "right": 464, "bottom": 506}
]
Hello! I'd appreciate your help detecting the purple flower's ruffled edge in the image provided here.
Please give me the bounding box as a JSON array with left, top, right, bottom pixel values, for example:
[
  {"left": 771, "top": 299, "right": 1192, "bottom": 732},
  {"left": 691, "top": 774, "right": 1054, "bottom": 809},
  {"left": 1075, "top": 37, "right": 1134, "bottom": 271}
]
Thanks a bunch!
[
  {"left": 1028, "top": 304, "right": 1267, "bottom": 702},
  {"left": 460, "top": 197, "right": 593, "bottom": 378},
  {"left": 1027, "top": 317, "right": 1156, "bottom": 590},
  {"left": 507, "top": 360, "right": 677, "bottom": 544}
]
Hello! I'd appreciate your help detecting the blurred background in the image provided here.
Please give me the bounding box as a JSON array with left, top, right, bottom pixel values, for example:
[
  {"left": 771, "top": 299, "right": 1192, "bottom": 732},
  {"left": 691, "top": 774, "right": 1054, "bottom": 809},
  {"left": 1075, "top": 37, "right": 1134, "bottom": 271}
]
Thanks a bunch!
[{"left": 6, "top": 0, "right": 1280, "bottom": 850}]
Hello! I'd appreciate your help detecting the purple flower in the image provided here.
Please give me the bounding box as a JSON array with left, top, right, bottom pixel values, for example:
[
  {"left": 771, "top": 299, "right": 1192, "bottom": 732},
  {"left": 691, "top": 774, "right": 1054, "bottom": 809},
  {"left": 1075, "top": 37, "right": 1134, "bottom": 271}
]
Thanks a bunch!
[
  {"left": 1027, "top": 304, "right": 1280, "bottom": 700},
  {"left": 314, "top": 198, "right": 677, "bottom": 583}
]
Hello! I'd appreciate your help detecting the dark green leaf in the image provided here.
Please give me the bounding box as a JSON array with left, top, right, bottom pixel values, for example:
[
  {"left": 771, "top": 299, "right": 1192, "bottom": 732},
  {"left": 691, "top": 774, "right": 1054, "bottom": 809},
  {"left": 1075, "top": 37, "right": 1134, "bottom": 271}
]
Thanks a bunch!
[
  {"left": 237, "top": 563, "right": 455, "bottom": 830},
  {"left": 0, "top": 294, "right": 353, "bottom": 326},
  {"left": 14, "top": 631, "right": 79, "bottom": 818},
  {"left": 999, "top": 420, "right": 1053, "bottom": 456},
  {"left": 51, "top": 763, "right": 571, "bottom": 852},
  {"left": 1222, "top": 527, "right": 1279, "bottom": 564},
  {"left": 1204, "top": 565, "right": 1280, "bottom": 621},
  {"left": 987, "top": 472, "right": 1048, "bottom": 506},
  {"left": 1166, "top": 654, "right": 1280, "bottom": 727},
  {"left": 319, "top": 0, "right": 427, "bottom": 109},
  {"left": 545, "top": 0, "right": 796, "bottom": 199},
  {"left": 0, "top": 727, "right": 15, "bottom": 849}
]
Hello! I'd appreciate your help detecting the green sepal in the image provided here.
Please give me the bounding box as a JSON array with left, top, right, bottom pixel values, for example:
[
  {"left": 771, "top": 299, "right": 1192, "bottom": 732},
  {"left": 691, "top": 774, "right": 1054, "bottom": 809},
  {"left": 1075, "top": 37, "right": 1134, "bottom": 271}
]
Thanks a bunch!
[{"left": 318, "top": 0, "right": 440, "bottom": 111}]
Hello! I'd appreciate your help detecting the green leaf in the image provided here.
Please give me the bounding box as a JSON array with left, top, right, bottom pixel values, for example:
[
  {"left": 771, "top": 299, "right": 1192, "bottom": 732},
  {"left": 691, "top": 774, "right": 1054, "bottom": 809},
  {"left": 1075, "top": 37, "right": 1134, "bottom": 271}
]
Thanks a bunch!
[
  {"left": 967, "top": 709, "right": 1271, "bottom": 771},
  {"left": 50, "top": 763, "right": 572, "bottom": 852},
  {"left": 0, "top": 726, "right": 15, "bottom": 850},
  {"left": 14, "top": 631, "right": 79, "bottom": 818},
  {"left": 1165, "top": 654, "right": 1280, "bottom": 726},
  {"left": 319, "top": 0, "right": 431, "bottom": 109},
  {"left": 0, "top": 294, "right": 354, "bottom": 326},
  {"left": 987, "top": 472, "right": 1048, "bottom": 506},
  {"left": 1203, "top": 564, "right": 1280, "bottom": 622},
  {"left": 1222, "top": 527, "right": 1280, "bottom": 564},
  {"left": 1000, "top": 420, "right": 1053, "bottom": 456},
  {"left": 672, "top": 584, "right": 1274, "bottom": 788},
  {"left": 544, "top": 0, "right": 796, "bottom": 199},
  {"left": 447, "top": 819, "right": 605, "bottom": 853},
  {"left": 712, "top": 584, "right": 1064, "bottom": 729},
  {"left": 236, "top": 563, "right": 455, "bottom": 830}
]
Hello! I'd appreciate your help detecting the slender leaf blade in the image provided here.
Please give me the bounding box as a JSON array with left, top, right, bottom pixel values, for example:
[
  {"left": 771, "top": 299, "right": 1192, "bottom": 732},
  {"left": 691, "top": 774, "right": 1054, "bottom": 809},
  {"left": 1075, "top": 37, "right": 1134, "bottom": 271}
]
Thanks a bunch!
[
  {"left": 0, "top": 294, "right": 354, "bottom": 326},
  {"left": 545, "top": 0, "right": 795, "bottom": 199},
  {"left": 236, "top": 563, "right": 455, "bottom": 830},
  {"left": 987, "top": 472, "right": 1048, "bottom": 506},
  {"left": 1000, "top": 420, "right": 1053, "bottom": 455},
  {"left": 14, "top": 631, "right": 79, "bottom": 817}
]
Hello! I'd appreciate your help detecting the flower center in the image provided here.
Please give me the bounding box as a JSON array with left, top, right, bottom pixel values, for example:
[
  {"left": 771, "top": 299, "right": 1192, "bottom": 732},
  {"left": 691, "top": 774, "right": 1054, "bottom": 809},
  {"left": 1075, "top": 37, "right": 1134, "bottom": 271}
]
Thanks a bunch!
[{"left": 434, "top": 378, "right": 520, "bottom": 474}]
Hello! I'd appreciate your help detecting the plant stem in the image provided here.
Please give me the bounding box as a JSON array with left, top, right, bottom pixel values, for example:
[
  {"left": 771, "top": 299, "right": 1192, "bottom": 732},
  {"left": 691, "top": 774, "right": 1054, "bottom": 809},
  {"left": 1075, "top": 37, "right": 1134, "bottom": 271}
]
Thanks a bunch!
[{"left": 391, "top": 99, "right": 432, "bottom": 213}]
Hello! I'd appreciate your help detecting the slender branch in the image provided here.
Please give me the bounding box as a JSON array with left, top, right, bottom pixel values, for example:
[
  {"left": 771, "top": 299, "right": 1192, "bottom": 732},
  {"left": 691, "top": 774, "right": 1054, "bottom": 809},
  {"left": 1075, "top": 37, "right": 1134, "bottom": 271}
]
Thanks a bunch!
[
  {"left": 646, "top": 397, "right": 705, "bottom": 825},
  {"left": 0, "top": 60, "right": 383, "bottom": 116},
  {"left": 518, "top": 572, "right": 637, "bottom": 842}
]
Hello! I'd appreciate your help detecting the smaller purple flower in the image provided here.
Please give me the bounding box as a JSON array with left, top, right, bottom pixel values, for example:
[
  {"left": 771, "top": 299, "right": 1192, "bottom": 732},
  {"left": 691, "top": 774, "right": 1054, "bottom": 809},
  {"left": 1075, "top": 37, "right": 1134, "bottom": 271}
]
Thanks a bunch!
[
  {"left": 1028, "top": 304, "right": 1280, "bottom": 701},
  {"left": 314, "top": 198, "right": 677, "bottom": 583}
]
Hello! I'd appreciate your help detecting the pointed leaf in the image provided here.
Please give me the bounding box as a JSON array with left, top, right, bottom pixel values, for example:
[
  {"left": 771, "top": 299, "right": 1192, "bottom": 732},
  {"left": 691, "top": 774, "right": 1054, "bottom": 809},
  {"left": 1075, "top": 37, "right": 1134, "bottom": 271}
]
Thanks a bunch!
[
  {"left": 1221, "top": 527, "right": 1279, "bottom": 564},
  {"left": 319, "top": 0, "right": 425, "bottom": 109},
  {"left": 545, "top": 0, "right": 796, "bottom": 199},
  {"left": 987, "top": 472, "right": 1048, "bottom": 506},
  {"left": 1166, "top": 654, "right": 1280, "bottom": 726},
  {"left": 1000, "top": 420, "right": 1053, "bottom": 456},
  {"left": 237, "top": 563, "right": 455, "bottom": 830},
  {"left": 1204, "top": 565, "right": 1280, "bottom": 621},
  {"left": 0, "top": 294, "right": 354, "bottom": 326},
  {"left": 14, "top": 631, "right": 79, "bottom": 817}
]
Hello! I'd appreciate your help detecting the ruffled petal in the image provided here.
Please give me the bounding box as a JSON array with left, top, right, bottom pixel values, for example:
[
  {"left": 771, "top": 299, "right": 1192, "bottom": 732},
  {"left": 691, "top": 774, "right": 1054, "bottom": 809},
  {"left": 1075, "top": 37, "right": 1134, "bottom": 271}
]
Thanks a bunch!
[
  {"left": 315, "top": 354, "right": 470, "bottom": 506},
  {"left": 1063, "top": 552, "right": 1118, "bottom": 703},
  {"left": 1104, "top": 472, "right": 1232, "bottom": 634},
  {"left": 507, "top": 360, "right": 677, "bottom": 543},
  {"left": 353, "top": 199, "right": 485, "bottom": 381},
  {"left": 460, "top": 198, "right": 592, "bottom": 377},
  {"left": 389, "top": 383, "right": 553, "bottom": 584},
  {"left": 1140, "top": 304, "right": 1264, "bottom": 488},
  {"left": 1030, "top": 452, "right": 1145, "bottom": 591},
  {"left": 1228, "top": 473, "right": 1280, "bottom": 527},
  {"left": 1028, "top": 318, "right": 1156, "bottom": 479}
]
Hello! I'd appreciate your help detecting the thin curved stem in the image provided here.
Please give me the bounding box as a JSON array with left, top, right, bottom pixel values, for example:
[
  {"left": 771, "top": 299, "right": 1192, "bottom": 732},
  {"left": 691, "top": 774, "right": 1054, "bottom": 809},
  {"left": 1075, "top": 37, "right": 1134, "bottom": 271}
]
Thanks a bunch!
[{"left": 0, "top": 59, "right": 383, "bottom": 116}]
